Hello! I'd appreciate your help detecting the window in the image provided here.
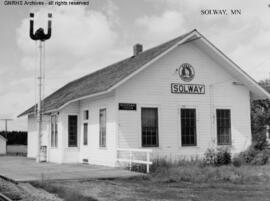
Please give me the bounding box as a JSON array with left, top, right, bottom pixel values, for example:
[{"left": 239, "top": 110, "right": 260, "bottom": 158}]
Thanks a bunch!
[
  {"left": 181, "top": 109, "right": 196, "bottom": 146},
  {"left": 51, "top": 115, "right": 58, "bottom": 147},
  {"left": 83, "top": 110, "right": 89, "bottom": 120},
  {"left": 216, "top": 109, "right": 231, "bottom": 145},
  {"left": 68, "top": 115, "right": 78, "bottom": 147},
  {"left": 99, "top": 109, "right": 106, "bottom": 147},
  {"left": 141, "top": 108, "right": 159, "bottom": 147},
  {"left": 83, "top": 123, "right": 88, "bottom": 145}
]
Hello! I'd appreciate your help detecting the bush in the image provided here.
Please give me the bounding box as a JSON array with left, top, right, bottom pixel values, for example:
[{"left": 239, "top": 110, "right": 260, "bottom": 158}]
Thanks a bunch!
[
  {"left": 253, "top": 132, "right": 269, "bottom": 151},
  {"left": 203, "top": 148, "right": 217, "bottom": 165},
  {"left": 203, "top": 147, "right": 231, "bottom": 166},
  {"left": 239, "top": 145, "right": 260, "bottom": 164},
  {"left": 216, "top": 147, "right": 231, "bottom": 166},
  {"left": 250, "top": 150, "right": 270, "bottom": 165},
  {"left": 232, "top": 157, "right": 242, "bottom": 167},
  {"left": 238, "top": 143, "right": 270, "bottom": 166}
]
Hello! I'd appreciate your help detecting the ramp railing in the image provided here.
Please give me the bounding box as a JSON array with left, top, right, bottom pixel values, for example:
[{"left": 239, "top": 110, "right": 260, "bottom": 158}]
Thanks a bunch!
[{"left": 116, "top": 148, "right": 153, "bottom": 173}]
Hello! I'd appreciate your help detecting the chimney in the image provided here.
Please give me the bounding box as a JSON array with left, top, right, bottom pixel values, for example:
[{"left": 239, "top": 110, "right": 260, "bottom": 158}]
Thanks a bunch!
[{"left": 133, "top": 44, "right": 143, "bottom": 56}]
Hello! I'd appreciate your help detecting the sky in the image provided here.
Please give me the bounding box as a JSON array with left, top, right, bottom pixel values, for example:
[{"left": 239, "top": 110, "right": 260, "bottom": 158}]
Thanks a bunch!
[{"left": 0, "top": 0, "right": 270, "bottom": 131}]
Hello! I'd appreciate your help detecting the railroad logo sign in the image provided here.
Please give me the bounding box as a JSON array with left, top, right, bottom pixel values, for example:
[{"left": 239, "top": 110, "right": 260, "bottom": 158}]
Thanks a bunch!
[{"left": 178, "top": 63, "right": 195, "bottom": 82}]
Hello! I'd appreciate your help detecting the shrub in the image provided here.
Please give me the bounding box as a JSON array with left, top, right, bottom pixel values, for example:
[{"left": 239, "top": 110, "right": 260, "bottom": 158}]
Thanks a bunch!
[
  {"left": 216, "top": 147, "right": 231, "bottom": 166},
  {"left": 203, "top": 147, "right": 231, "bottom": 166},
  {"left": 250, "top": 150, "right": 270, "bottom": 165},
  {"left": 239, "top": 146, "right": 260, "bottom": 164},
  {"left": 238, "top": 142, "right": 270, "bottom": 166},
  {"left": 253, "top": 132, "right": 268, "bottom": 151},
  {"left": 232, "top": 157, "right": 242, "bottom": 167},
  {"left": 203, "top": 148, "right": 217, "bottom": 165}
]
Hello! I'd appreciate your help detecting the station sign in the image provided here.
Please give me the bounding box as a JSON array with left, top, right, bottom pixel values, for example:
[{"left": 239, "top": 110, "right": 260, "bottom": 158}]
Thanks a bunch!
[
  {"left": 119, "top": 103, "right": 137, "bottom": 111},
  {"left": 171, "top": 83, "right": 205, "bottom": 94}
]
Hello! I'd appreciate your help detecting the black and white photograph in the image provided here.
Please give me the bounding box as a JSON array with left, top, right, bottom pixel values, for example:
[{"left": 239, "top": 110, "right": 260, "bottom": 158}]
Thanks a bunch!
[{"left": 0, "top": 0, "right": 270, "bottom": 200}]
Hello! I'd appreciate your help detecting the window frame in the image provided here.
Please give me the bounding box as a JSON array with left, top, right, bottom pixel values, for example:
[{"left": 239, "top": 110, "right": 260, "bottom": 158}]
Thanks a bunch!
[
  {"left": 51, "top": 114, "right": 58, "bottom": 148},
  {"left": 68, "top": 115, "right": 78, "bottom": 147},
  {"left": 180, "top": 108, "right": 197, "bottom": 147},
  {"left": 83, "top": 110, "right": 89, "bottom": 120},
  {"left": 216, "top": 109, "right": 232, "bottom": 146},
  {"left": 99, "top": 108, "right": 107, "bottom": 148},
  {"left": 83, "top": 122, "right": 88, "bottom": 146},
  {"left": 141, "top": 107, "right": 159, "bottom": 148}
]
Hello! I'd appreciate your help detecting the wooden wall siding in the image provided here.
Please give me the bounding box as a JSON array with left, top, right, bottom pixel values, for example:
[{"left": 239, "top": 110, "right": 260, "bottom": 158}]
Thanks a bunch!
[{"left": 116, "top": 41, "right": 251, "bottom": 159}]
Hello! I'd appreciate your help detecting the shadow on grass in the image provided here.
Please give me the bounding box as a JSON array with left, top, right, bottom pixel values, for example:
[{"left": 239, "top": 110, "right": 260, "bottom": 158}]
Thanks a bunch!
[{"left": 31, "top": 181, "right": 98, "bottom": 201}]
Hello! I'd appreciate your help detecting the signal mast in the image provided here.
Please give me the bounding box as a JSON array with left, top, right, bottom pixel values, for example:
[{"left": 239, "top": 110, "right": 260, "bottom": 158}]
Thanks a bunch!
[{"left": 29, "top": 13, "right": 52, "bottom": 162}]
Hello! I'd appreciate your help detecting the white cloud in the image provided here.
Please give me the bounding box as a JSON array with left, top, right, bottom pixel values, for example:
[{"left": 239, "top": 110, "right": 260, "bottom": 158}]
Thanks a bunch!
[
  {"left": 5, "top": 5, "right": 123, "bottom": 130},
  {"left": 136, "top": 0, "right": 270, "bottom": 81},
  {"left": 135, "top": 10, "right": 186, "bottom": 45},
  {"left": 15, "top": 5, "right": 122, "bottom": 95},
  {"left": 17, "top": 6, "right": 117, "bottom": 59}
]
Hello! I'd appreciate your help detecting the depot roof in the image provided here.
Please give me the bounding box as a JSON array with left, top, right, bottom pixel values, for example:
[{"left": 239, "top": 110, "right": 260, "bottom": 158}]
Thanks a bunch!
[{"left": 19, "top": 29, "right": 270, "bottom": 117}]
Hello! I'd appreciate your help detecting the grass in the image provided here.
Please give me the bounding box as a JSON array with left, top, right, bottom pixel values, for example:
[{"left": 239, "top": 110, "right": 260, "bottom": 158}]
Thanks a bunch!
[
  {"left": 149, "top": 158, "right": 270, "bottom": 184},
  {"left": 32, "top": 161, "right": 270, "bottom": 201},
  {"left": 31, "top": 181, "right": 98, "bottom": 201}
]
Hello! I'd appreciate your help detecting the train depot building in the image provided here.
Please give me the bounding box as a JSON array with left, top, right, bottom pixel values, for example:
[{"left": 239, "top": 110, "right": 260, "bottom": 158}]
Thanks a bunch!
[{"left": 19, "top": 30, "right": 270, "bottom": 166}]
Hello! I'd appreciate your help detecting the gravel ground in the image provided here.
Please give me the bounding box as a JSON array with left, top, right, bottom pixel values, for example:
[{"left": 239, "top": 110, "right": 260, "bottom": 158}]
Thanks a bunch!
[{"left": 0, "top": 178, "right": 62, "bottom": 201}]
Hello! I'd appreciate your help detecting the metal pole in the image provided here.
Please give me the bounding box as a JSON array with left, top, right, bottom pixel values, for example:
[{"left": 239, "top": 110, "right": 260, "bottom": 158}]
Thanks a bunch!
[{"left": 36, "top": 41, "right": 43, "bottom": 163}]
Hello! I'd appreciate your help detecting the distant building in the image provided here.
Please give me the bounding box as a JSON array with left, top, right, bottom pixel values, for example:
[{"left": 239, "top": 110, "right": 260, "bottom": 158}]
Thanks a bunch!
[
  {"left": 19, "top": 29, "right": 270, "bottom": 166},
  {"left": 0, "top": 135, "right": 7, "bottom": 155}
]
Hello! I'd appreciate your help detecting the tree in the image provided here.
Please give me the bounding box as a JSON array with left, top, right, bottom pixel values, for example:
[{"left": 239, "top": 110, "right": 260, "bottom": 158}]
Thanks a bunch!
[
  {"left": 251, "top": 79, "right": 270, "bottom": 145},
  {"left": 0, "top": 131, "right": 27, "bottom": 145}
]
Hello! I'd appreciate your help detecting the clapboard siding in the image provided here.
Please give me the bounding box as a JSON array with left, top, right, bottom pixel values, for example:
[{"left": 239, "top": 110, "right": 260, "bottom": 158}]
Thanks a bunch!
[
  {"left": 79, "top": 93, "right": 117, "bottom": 166},
  {"left": 116, "top": 41, "right": 251, "bottom": 158}
]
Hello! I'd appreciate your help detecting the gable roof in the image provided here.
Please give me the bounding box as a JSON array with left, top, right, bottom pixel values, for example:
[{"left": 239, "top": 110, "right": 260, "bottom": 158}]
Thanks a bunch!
[
  {"left": 19, "top": 29, "right": 270, "bottom": 117},
  {"left": 18, "top": 29, "right": 195, "bottom": 117}
]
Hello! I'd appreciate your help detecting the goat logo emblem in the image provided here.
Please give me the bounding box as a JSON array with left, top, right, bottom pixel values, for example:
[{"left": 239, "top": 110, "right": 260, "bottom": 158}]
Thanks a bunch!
[{"left": 178, "top": 63, "right": 195, "bottom": 82}]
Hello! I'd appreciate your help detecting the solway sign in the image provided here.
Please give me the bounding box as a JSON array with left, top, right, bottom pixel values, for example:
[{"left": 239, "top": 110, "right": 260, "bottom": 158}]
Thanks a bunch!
[{"left": 171, "top": 83, "right": 205, "bottom": 94}]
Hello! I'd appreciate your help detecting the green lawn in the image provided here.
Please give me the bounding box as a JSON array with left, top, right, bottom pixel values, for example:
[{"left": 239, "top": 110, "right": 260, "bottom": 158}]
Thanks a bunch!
[{"left": 32, "top": 165, "right": 270, "bottom": 201}]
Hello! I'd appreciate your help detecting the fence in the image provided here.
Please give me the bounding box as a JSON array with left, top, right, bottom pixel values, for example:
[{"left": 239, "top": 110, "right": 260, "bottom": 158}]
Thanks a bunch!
[{"left": 116, "top": 148, "right": 152, "bottom": 173}]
